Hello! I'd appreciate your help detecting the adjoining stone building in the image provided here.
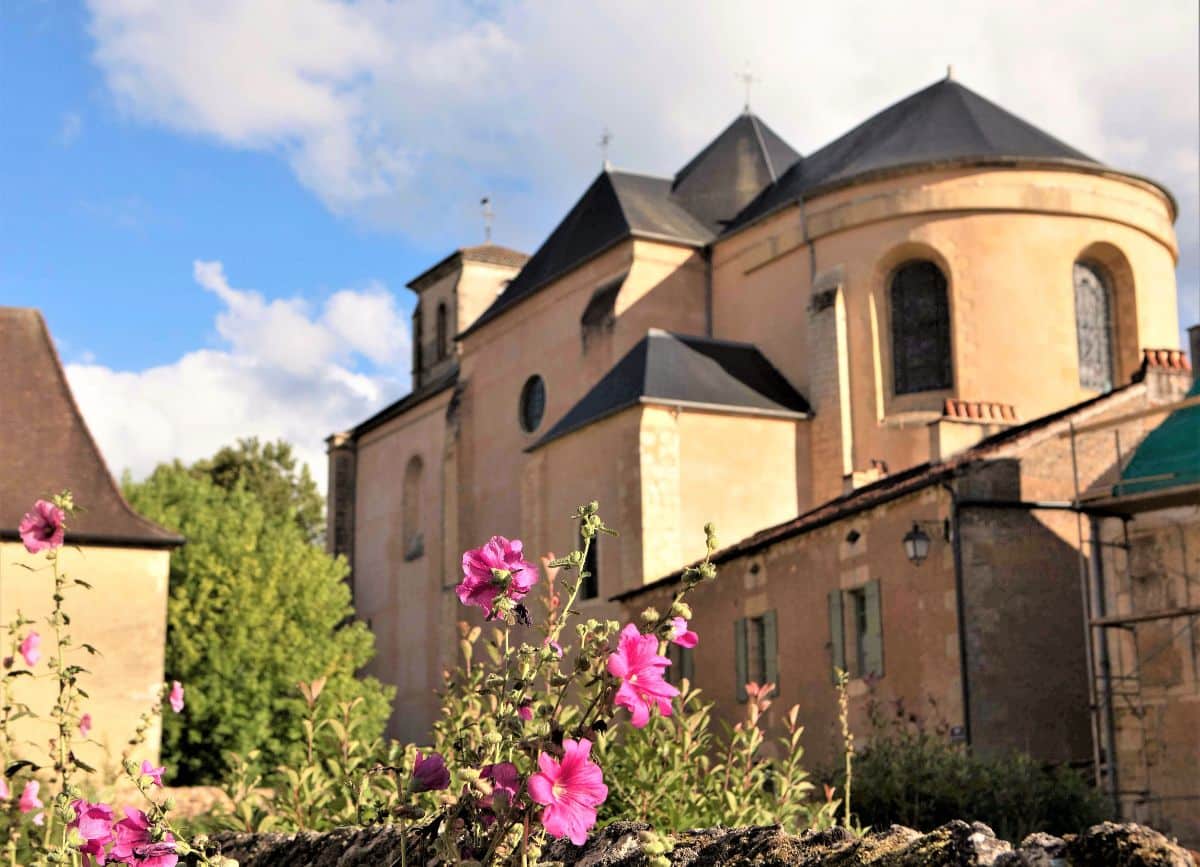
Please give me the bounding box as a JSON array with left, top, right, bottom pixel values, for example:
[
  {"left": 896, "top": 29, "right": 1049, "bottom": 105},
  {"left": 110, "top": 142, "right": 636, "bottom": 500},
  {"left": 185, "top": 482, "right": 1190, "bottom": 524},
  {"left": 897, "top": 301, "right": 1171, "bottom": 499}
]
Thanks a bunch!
[
  {"left": 328, "top": 73, "right": 1189, "bottom": 818},
  {"left": 0, "top": 307, "right": 183, "bottom": 770}
]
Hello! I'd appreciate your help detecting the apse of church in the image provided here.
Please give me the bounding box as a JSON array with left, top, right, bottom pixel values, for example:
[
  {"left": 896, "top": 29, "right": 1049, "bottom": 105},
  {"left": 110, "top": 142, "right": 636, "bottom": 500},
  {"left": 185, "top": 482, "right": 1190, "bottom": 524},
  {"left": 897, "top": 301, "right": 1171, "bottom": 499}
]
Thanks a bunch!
[{"left": 328, "top": 76, "right": 1181, "bottom": 743}]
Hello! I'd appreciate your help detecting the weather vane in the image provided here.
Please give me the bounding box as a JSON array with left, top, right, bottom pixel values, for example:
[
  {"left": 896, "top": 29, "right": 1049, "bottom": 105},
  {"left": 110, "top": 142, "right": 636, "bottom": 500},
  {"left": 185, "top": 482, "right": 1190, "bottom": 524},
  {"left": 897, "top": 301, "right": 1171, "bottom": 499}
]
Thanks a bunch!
[
  {"left": 599, "top": 127, "right": 613, "bottom": 169},
  {"left": 480, "top": 196, "right": 494, "bottom": 243},
  {"left": 737, "top": 63, "right": 759, "bottom": 112}
]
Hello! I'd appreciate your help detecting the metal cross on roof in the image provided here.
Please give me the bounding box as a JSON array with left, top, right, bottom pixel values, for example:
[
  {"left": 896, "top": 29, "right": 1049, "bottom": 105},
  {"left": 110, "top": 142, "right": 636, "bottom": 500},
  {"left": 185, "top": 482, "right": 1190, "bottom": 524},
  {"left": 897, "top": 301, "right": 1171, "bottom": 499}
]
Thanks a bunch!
[
  {"left": 480, "top": 196, "right": 494, "bottom": 242},
  {"left": 737, "top": 63, "right": 759, "bottom": 112},
  {"left": 598, "top": 127, "right": 613, "bottom": 169}
]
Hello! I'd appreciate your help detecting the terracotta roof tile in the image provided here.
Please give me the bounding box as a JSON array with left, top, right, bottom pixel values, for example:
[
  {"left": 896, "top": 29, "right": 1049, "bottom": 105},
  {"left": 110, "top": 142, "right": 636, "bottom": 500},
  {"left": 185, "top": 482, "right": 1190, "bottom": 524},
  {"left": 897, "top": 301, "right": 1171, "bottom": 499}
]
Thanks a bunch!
[{"left": 0, "top": 308, "right": 183, "bottom": 548}]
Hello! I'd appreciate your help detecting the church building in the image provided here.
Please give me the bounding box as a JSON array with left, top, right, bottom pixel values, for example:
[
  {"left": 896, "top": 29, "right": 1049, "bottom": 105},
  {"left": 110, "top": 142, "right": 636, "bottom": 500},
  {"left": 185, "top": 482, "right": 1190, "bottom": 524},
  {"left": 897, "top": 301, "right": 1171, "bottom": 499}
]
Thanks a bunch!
[{"left": 326, "top": 75, "right": 1187, "bottom": 822}]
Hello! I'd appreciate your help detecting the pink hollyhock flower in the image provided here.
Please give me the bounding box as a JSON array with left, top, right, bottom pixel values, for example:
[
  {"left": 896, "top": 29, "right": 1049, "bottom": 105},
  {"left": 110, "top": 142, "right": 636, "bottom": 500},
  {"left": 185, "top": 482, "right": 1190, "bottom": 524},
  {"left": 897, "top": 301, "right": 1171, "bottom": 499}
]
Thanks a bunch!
[
  {"left": 140, "top": 760, "right": 166, "bottom": 787},
  {"left": 80, "top": 713, "right": 93, "bottom": 738},
  {"left": 411, "top": 752, "right": 450, "bottom": 792},
  {"left": 168, "top": 681, "right": 184, "bottom": 714},
  {"left": 607, "top": 623, "right": 679, "bottom": 728},
  {"left": 527, "top": 738, "right": 608, "bottom": 846},
  {"left": 111, "top": 807, "right": 177, "bottom": 867},
  {"left": 457, "top": 536, "right": 539, "bottom": 618},
  {"left": 33, "top": 811, "right": 44, "bottom": 826},
  {"left": 18, "top": 780, "right": 42, "bottom": 813},
  {"left": 480, "top": 762, "right": 521, "bottom": 816},
  {"left": 19, "top": 500, "right": 65, "bottom": 554},
  {"left": 70, "top": 798, "right": 115, "bottom": 864},
  {"left": 19, "top": 632, "right": 40, "bottom": 667},
  {"left": 544, "top": 638, "right": 563, "bottom": 658},
  {"left": 518, "top": 702, "right": 534, "bottom": 721},
  {"left": 668, "top": 616, "right": 699, "bottom": 649},
  {"left": 0, "top": 778, "right": 8, "bottom": 800}
]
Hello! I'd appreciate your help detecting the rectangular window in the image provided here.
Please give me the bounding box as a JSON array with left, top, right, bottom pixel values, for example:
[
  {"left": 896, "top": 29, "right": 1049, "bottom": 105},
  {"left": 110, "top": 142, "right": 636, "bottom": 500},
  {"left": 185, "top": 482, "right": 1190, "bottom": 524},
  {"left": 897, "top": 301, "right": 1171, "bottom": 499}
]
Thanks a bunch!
[
  {"left": 734, "top": 610, "right": 778, "bottom": 701},
  {"left": 666, "top": 642, "right": 694, "bottom": 687},
  {"left": 579, "top": 531, "right": 599, "bottom": 600},
  {"left": 829, "top": 581, "right": 884, "bottom": 681}
]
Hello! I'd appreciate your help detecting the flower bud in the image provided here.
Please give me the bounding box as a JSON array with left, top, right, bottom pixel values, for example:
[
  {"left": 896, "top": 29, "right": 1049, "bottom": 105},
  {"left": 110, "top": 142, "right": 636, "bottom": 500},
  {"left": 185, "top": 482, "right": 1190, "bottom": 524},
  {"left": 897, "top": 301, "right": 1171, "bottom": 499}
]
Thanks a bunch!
[
  {"left": 640, "top": 607, "right": 659, "bottom": 623},
  {"left": 671, "top": 600, "right": 693, "bottom": 620}
]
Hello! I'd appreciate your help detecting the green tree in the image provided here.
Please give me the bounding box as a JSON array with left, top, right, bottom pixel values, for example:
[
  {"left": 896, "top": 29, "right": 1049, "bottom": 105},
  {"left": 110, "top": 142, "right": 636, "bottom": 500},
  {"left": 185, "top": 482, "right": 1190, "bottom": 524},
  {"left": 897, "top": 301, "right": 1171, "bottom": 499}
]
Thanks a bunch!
[
  {"left": 126, "top": 459, "right": 393, "bottom": 784},
  {"left": 190, "top": 438, "right": 325, "bottom": 545}
]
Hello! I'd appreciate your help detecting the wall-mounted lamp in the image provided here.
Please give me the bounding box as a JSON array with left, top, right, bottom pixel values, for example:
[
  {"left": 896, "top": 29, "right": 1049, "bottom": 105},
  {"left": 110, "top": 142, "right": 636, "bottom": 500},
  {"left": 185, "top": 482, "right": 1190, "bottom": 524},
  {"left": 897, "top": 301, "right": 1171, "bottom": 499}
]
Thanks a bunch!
[{"left": 903, "top": 520, "right": 950, "bottom": 566}]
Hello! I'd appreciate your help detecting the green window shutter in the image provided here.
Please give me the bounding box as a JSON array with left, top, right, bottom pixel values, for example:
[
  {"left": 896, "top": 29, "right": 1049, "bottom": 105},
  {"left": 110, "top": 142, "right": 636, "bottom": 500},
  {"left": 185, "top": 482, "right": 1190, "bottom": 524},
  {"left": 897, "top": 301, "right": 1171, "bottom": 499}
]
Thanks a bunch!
[
  {"left": 734, "top": 618, "right": 748, "bottom": 702},
  {"left": 681, "top": 647, "right": 694, "bottom": 684},
  {"left": 864, "top": 579, "right": 884, "bottom": 677},
  {"left": 828, "top": 590, "right": 845, "bottom": 684},
  {"left": 763, "top": 609, "right": 779, "bottom": 692}
]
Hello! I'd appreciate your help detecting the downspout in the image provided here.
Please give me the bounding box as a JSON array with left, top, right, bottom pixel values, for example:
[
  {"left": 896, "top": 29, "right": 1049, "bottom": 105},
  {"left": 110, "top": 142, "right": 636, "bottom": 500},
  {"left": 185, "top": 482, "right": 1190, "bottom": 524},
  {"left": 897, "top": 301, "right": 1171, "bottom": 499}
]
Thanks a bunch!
[
  {"left": 1089, "top": 514, "right": 1121, "bottom": 818},
  {"left": 942, "top": 480, "right": 972, "bottom": 747},
  {"left": 703, "top": 246, "right": 713, "bottom": 338}
]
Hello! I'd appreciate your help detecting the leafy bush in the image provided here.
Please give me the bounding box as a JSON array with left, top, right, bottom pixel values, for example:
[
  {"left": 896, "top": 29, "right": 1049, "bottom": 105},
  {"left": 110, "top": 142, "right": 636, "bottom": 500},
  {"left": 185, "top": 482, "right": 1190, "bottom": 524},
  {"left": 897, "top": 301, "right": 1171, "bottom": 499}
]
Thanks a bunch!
[
  {"left": 841, "top": 697, "right": 1110, "bottom": 840},
  {"left": 125, "top": 460, "right": 393, "bottom": 784}
]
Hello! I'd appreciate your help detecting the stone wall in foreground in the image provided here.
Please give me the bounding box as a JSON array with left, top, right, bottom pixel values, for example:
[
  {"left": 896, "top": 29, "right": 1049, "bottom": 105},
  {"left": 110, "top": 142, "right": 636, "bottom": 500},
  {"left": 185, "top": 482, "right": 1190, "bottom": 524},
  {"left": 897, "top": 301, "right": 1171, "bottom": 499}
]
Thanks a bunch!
[{"left": 197, "top": 819, "right": 1195, "bottom": 866}]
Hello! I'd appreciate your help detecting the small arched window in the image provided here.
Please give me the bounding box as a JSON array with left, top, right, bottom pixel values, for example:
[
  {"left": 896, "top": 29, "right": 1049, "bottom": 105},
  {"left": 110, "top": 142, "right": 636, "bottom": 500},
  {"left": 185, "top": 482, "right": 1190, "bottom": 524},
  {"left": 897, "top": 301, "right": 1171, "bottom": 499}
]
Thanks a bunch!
[
  {"left": 1074, "top": 261, "right": 1114, "bottom": 392},
  {"left": 403, "top": 455, "right": 424, "bottom": 561},
  {"left": 436, "top": 302, "right": 449, "bottom": 362},
  {"left": 890, "top": 260, "right": 952, "bottom": 395},
  {"left": 519, "top": 375, "right": 546, "bottom": 433}
]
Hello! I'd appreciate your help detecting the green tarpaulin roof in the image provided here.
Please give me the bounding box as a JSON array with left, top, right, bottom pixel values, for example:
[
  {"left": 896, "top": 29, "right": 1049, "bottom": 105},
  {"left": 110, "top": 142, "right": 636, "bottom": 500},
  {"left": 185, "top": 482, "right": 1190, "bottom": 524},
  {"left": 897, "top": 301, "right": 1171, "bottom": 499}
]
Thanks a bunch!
[{"left": 1117, "top": 379, "right": 1200, "bottom": 497}]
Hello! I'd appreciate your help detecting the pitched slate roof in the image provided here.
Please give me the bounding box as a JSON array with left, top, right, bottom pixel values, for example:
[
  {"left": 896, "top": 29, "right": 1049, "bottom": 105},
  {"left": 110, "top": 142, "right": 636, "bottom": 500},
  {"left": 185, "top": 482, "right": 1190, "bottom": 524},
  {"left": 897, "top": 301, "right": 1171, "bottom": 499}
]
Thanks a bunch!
[
  {"left": 727, "top": 78, "right": 1110, "bottom": 232},
  {"left": 0, "top": 308, "right": 183, "bottom": 548},
  {"left": 671, "top": 112, "right": 800, "bottom": 232},
  {"left": 461, "top": 172, "right": 714, "bottom": 338},
  {"left": 406, "top": 243, "right": 528, "bottom": 291},
  {"left": 350, "top": 366, "right": 459, "bottom": 440},
  {"left": 529, "top": 329, "right": 810, "bottom": 450}
]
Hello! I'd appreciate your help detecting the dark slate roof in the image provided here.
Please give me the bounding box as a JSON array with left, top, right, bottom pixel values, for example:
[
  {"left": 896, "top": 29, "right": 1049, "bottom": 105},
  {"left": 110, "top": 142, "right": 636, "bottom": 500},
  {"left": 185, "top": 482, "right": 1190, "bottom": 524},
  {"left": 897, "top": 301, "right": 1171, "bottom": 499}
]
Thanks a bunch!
[
  {"left": 672, "top": 112, "right": 800, "bottom": 232},
  {"left": 350, "top": 366, "right": 458, "bottom": 440},
  {"left": 728, "top": 78, "right": 1105, "bottom": 232},
  {"left": 0, "top": 308, "right": 183, "bottom": 548},
  {"left": 461, "top": 172, "right": 713, "bottom": 338},
  {"left": 529, "top": 329, "right": 810, "bottom": 450},
  {"left": 406, "top": 243, "right": 528, "bottom": 290}
]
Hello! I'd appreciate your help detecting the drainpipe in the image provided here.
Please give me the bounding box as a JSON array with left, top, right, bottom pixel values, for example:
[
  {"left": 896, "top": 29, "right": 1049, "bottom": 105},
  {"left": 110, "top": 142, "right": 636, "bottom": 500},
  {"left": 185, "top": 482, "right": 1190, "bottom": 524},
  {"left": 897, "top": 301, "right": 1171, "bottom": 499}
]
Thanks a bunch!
[
  {"left": 941, "top": 480, "right": 972, "bottom": 747},
  {"left": 1089, "top": 514, "right": 1121, "bottom": 818}
]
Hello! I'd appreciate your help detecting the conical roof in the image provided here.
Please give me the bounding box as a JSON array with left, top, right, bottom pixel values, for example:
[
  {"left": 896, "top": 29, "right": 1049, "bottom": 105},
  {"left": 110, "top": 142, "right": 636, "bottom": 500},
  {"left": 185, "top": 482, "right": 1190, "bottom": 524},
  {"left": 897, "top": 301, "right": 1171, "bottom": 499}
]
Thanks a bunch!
[
  {"left": 671, "top": 113, "right": 800, "bottom": 231},
  {"left": 728, "top": 78, "right": 1106, "bottom": 232}
]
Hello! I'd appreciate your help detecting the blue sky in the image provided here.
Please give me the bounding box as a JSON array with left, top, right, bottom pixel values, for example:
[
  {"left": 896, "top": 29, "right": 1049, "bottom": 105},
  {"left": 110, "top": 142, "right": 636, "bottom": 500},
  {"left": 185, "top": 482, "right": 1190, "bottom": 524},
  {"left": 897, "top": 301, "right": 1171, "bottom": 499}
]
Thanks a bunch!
[{"left": 2, "top": 1, "right": 1197, "bottom": 485}]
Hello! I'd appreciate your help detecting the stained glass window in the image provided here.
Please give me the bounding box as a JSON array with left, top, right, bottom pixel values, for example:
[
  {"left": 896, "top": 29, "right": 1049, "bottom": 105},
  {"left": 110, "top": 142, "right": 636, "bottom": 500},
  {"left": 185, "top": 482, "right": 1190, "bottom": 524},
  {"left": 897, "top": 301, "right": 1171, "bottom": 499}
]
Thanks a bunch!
[
  {"left": 1074, "top": 261, "right": 1114, "bottom": 392},
  {"left": 891, "top": 261, "right": 952, "bottom": 394}
]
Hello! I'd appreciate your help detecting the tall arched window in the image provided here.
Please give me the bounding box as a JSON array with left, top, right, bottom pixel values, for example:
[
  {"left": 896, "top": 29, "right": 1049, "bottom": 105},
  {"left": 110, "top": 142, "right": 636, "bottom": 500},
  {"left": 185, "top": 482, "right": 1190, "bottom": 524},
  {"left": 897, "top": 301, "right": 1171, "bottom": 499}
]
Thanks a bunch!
[
  {"left": 1074, "top": 261, "right": 1114, "bottom": 392},
  {"left": 403, "top": 455, "right": 424, "bottom": 560},
  {"left": 412, "top": 307, "right": 424, "bottom": 382},
  {"left": 890, "top": 260, "right": 952, "bottom": 394},
  {"left": 436, "top": 302, "right": 449, "bottom": 362}
]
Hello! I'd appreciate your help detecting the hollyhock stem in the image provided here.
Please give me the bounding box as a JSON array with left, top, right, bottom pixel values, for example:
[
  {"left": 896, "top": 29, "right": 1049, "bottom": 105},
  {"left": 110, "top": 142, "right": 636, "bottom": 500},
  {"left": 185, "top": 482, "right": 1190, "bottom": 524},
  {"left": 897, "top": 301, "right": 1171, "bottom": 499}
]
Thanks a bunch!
[{"left": 48, "top": 552, "right": 76, "bottom": 854}]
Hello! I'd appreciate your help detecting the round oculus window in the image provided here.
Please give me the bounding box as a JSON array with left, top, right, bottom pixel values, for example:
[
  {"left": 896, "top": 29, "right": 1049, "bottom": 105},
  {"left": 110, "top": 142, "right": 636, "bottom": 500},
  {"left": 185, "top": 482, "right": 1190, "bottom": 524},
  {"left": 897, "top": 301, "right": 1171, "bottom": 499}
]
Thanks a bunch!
[{"left": 519, "top": 375, "right": 546, "bottom": 433}]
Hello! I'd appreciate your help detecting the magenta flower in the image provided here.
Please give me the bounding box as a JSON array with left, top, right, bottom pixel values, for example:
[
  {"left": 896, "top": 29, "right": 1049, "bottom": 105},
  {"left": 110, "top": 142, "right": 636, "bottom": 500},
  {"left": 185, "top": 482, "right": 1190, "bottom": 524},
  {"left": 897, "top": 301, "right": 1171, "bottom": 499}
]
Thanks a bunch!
[
  {"left": 80, "top": 713, "right": 93, "bottom": 738},
  {"left": 140, "top": 760, "right": 166, "bottom": 788},
  {"left": 457, "top": 536, "right": 539, "bottom": 618},
  {"left": 168, "top": 681, "right": 184, "bottom": 714},
  {"left": 19, "top": 632, "right": 40, "bottom": 667},
  {"left": 668, "top": 616, "right": 699, "bottom": 649},
  {"left": 480, "top": 761, "right": 521, "bottom": 816},
  {"left": 607, "top": 623, "right": 679, "bottom": 728},
  {"left": 518, "top": 702, "right": 534, "bottom": 721},
  {"left": 411, "top": 752, "right": 450, "bottom": 792},
  {"left": 527, "top": 738, "right": 608, "bottom": 846},
  {"left": 70, "top": 798, "right": 115, "bottom": 864},
  {"left": 111, "top": 807, "right": 177, "bottom": 867},
  {"left": 544, "top": 638, "right": 563, "bottom": 659},
  {"left": 19, "top": 500, "right": 66, "bottom": 554},
  {"left": 18, "top": 780, "right": 42, "bottom": 813}
]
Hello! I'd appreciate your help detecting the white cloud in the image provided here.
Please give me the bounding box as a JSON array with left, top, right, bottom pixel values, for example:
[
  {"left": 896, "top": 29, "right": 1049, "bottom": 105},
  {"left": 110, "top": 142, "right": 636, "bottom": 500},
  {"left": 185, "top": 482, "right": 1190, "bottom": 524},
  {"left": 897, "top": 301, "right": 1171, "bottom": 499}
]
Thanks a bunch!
[
  {"left": 65, "top": 261, "right": 408, "bottom": 485},
  {"left": 84, "top": 1, "right": 1197, "bottom": 326}
]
